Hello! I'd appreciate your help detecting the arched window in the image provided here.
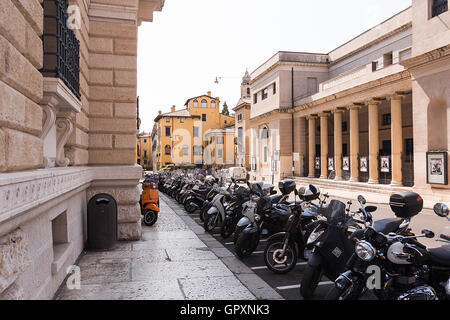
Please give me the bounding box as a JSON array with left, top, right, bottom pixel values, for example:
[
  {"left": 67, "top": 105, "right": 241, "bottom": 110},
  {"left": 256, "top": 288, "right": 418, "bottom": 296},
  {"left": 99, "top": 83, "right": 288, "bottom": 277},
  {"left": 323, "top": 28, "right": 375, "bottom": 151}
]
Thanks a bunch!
[
  {"left": 247, "top": 88, "right": 250, "bottom": 96},
  {"left": 261, "top": 127, "right": 269, "bottom": 139},
  {"left": 211, "top": 101, "right": 216, "bottom": 108},
  {"left": 201, "top": 99, "right": 208, "bottom": 108},
  {"left": 165, "top": 145, "right": 171, "bottom": 155},
  {"left": 193, "top": 100, "right": 198, "bottom": 108}
]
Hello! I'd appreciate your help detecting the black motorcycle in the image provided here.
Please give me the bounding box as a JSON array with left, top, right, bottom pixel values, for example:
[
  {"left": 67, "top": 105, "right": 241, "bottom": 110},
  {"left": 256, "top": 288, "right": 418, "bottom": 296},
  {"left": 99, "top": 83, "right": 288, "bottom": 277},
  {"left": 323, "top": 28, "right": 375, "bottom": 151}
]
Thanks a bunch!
[
  {"left": 234, "top": 180, "right": 295, "bottom": 259},
  {"left": 263, "top": 185, "right": 325, "bottom": 274},
  {"left": 326, "top": 200, "right": 450, "bottom": 300},
  {"left": 220, "top": 185, "right": 251, "bottom": 239}
]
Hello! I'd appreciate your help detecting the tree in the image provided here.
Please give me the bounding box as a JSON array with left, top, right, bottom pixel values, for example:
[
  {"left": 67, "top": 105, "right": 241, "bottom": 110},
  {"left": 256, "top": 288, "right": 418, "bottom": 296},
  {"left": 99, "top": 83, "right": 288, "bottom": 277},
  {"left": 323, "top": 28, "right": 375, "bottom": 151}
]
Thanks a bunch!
[{"left": 221, "top": 101, "right": 230, "bottom": 116}]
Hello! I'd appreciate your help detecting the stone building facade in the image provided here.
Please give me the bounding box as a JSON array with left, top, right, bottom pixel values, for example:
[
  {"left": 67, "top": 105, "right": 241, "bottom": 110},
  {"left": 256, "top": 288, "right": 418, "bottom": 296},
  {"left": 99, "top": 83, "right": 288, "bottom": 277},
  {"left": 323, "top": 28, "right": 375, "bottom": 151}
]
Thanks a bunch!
[
  {"left": 249, "top": 0, "right": 450, "bottom": 203},
  {"left": 136, "top": 132, "right": 152, "bottom": 170},
  {"left": 0, "top": 0, "right": 165, "bottom": 299}
]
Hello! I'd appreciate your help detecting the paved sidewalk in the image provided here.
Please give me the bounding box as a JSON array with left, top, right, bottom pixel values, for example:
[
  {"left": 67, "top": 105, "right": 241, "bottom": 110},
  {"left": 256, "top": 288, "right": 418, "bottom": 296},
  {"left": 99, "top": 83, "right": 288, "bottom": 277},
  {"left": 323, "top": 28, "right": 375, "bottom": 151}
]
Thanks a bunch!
[{"left": 56, "top": 196, "right": 279, "bottom": 300}]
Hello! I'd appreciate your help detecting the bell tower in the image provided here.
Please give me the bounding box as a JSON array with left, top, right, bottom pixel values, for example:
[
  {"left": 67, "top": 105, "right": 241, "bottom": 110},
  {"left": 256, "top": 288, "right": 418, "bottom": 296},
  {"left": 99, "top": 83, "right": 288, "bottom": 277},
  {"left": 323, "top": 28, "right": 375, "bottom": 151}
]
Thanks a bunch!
[{"left": 241, "top": 69, "right": 251, "bottom": 99}]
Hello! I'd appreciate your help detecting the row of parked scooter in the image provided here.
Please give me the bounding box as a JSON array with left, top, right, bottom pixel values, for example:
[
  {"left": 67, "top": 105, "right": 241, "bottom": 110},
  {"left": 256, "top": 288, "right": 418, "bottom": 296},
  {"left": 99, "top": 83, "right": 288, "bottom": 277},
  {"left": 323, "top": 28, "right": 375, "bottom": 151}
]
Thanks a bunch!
[{"left": 155, "top": 170, "right": 450, "bottom": 300}]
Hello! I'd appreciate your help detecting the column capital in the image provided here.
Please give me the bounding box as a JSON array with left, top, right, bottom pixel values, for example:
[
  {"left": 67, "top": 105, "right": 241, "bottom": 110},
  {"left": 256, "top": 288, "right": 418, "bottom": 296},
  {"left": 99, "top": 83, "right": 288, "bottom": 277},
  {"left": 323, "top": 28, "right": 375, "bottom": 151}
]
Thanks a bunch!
[
  {"left": 387, "top": 92, "right": 408, "bottom": 101},
  {"left": 332, "top": 107, "right": 346, "bottom": 114},
  {"left": 347, "top": 103, "right": 362, "bottom": 111},
  {"left": 318, "top": 111, "right": 331, "bottom": 118},
  {"left": 364, "top": 98, "right": 384, "bottom": 106},
  {"left": 306, "top": 115, "right": 318, "bottom": 120}
]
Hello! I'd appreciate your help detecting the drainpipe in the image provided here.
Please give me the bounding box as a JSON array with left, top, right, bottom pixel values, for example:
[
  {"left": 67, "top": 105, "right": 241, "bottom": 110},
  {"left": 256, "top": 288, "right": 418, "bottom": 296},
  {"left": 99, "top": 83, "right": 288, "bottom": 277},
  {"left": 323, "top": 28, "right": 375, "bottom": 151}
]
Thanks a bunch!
[{"left": 291, "top": 67, "right": 295, "bottom": 178}]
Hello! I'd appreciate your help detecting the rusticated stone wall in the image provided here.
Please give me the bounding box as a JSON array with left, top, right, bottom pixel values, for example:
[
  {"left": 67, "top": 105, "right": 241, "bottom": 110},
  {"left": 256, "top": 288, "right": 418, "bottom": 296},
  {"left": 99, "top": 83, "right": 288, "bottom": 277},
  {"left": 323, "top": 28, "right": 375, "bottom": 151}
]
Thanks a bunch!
[
  {"left": 0, "top": 0, "right": 44, "bottom": 172},
  {"left": 88, "top": 0, "right": 139, "bottom": 166}
]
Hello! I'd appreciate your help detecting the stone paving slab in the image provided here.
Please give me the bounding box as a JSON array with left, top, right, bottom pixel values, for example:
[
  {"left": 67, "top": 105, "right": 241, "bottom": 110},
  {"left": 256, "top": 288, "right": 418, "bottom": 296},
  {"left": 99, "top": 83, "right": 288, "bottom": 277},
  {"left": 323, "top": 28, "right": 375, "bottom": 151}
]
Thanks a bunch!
[
  {"left": 178, "top": 276, "right": 256, "bottom": 300},
  {"left": 57, "top": 279, "right": 184, "bottom": 300},
  {"left": 131, "top": 259, "right": 234, "bottom": 282}
]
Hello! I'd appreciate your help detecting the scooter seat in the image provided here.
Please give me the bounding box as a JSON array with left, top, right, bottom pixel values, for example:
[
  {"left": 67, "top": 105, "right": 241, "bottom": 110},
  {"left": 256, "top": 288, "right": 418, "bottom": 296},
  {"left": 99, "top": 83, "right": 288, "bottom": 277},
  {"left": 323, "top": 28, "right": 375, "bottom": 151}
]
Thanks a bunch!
[
  {"left": 373, "top": 218, "right": 403, "bottom": 234},
  {"left": 428, "top": 245, "right": 450, "bottom": 267}
]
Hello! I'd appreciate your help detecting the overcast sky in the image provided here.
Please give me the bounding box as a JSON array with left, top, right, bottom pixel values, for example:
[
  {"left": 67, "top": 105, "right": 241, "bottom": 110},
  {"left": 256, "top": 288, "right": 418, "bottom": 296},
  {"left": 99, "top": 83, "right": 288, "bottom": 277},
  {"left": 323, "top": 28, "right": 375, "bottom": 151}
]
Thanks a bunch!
[{"left": 137, "top": 0, "right": 412, "bottom": 133}]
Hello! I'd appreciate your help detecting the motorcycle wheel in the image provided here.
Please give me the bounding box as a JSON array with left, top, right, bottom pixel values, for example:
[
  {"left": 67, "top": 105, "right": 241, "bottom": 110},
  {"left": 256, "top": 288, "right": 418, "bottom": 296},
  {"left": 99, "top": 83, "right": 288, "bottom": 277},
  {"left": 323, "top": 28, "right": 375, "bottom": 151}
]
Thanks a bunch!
[
  {"left": 143, "top": 210, "right": 158, "bottom": 226},
  {"left": 184, "top": 199, "right": 198, "bottom": 214},
  {"left": 220, "top": 220, "right": 235, "bottom": 239},
  {"left": 199, "top": 206, "right": 208, "bottom": 222},
  {"left": 204, "top": 213, "right": 222, "bottom": 232},
  {"left": 300, "top": 264, "right": 322, "bottom": 300},
  {"left": 235, "top": 232, "right": 260, "bottom": 259},
  {"left": 233, "top": 225, "right": 246, "bottom": 244},
  {"left": 264, "top": 240, "right": 297, "bottom": 274}
]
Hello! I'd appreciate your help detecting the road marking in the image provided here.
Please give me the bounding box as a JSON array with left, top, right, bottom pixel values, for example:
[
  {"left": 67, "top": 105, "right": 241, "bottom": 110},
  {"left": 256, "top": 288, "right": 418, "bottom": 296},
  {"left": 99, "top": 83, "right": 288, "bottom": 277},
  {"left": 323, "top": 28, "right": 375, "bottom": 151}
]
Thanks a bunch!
[
  {"left": 276, "top": 281, "right": 334, "bottom": 291},
  {"left": 251, "top": 262, "right": 307, "bottom": 270}
]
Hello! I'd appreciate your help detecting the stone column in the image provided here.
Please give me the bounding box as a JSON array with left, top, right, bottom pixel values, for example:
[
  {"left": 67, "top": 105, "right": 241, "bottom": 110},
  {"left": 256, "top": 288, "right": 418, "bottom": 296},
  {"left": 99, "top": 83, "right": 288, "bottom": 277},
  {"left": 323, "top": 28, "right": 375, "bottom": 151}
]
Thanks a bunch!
[
  {"left": 390, "top": 94, "right": 405, "bottom": 186},
  {"left": 333, "top": 109, "right": 344, "bottom": 180},
  {"left": 367, "top": 99, "right": 382, "bottom": 184},
  {"left": 307, "top": 116, "right": 317, "bottom": 178},
  {"left": 348, "top": 105, "right": 361, "bottom": 182},
  {"left": 319, "top": 113, "right": 330, "bottom": 179}
]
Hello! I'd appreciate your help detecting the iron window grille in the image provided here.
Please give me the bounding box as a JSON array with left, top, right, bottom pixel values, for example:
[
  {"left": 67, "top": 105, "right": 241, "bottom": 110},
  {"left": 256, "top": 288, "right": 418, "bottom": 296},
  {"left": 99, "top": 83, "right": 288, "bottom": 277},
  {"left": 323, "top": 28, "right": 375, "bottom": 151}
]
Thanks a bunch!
[
  {"left": 432, "top": 0, "right": 448, "bottom": 17},
  {"left": 41, "top": 0, "right": 80, "bottom": 100}
]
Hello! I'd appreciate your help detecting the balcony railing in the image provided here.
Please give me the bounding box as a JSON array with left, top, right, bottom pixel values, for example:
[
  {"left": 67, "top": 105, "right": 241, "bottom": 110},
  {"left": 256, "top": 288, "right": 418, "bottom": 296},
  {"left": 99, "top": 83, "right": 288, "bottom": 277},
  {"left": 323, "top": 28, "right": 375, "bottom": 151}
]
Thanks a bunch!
[
  {"left": 432, "top": 0, "right": 448, "bottom": 17},
  {"left": 41, "top": 0, "right": 81, "bottom": 100}
]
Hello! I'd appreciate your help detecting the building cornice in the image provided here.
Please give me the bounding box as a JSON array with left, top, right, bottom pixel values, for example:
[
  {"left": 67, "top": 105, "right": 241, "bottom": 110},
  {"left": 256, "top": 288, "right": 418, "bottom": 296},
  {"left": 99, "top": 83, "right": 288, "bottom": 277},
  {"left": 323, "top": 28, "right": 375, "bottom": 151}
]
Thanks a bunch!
[
  {"left": 250, "top": 61, "right": 328, "bottom": 85},
  {"left": 88, "top": 3, "right": 139, "bottom": 24},
  {"left": 400, "top": 44, "right": 450, "bottom": 70},
  {"left": 329, "top": 22, "right": 412, "bottom": 67},
  {"left": 290, "top": 70, "right": 411, "bottom": 113}
]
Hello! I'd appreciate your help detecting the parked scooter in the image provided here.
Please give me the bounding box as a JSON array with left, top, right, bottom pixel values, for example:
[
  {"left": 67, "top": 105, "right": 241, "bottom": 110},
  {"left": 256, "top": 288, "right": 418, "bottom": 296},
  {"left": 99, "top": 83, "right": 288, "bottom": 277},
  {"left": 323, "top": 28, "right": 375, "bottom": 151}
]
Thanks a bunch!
[
  {"left": 234, "top": 180, "right": 295, "bottom": 259},
  {"left": 326, "top": 200, "right": 450, "bottom": 300},
  {"left": 263, "top": 185, "right": 326, "bottom": 274},
  {"left": 300, "top": 192, "right": 414, "bottom": 300}
]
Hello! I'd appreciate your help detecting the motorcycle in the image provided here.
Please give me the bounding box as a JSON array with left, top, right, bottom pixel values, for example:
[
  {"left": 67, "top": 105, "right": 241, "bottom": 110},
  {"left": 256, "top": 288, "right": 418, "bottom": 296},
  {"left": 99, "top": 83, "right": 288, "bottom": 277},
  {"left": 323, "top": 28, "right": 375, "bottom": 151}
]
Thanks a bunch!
[
  {"left": 204, "top": 180, "right": 235, "bottom": 232},
  {"left": 263, "top": 185, "right": 325, "bottom": 274},
  {"left": 220, "top": 185, "right": 251, "bottom": 239},
  {"left": 234, "top": 180, "right": 295, "bottom": 259},
  {"left": 326, "top": 200, "right": 450, "bottom": 300}
]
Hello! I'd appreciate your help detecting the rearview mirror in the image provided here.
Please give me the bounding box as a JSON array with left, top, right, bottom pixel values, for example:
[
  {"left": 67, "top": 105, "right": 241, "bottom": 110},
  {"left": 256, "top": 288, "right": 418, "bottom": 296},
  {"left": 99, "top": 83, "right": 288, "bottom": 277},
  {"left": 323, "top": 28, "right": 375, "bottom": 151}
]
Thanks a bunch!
[
  {"left": 433, "top": 203, "right": 449, "bottom": 218},
  {"left": 365, "top": 205, "right": 377, "bottom": 213},
  {"left": 358, "top": 195, "right": 366, "bottom": 205},
  {"left": 422, "top": 229, "right": 435, "bottom": 239}
]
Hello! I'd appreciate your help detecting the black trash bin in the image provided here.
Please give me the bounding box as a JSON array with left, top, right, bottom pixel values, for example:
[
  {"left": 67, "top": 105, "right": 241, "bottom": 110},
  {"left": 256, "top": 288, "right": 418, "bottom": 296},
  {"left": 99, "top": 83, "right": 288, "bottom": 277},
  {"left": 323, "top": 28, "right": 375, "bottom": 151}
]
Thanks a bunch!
[{"left": 87, "top": 193, "right": 117, "bottom": 250}]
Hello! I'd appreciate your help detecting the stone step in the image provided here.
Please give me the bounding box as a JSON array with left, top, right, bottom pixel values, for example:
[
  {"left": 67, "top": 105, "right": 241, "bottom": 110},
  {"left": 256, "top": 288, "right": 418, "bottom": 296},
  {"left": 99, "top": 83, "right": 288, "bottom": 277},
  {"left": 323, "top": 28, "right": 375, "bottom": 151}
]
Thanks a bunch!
[{"left": 292, "top": 176, "right": 412, "bottom": 196}]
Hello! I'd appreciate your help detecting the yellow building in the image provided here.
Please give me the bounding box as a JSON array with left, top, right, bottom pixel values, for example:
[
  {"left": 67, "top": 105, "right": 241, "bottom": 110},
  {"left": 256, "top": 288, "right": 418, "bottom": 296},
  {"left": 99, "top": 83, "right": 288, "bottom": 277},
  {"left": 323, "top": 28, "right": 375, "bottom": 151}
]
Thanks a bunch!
[
  {"left": 153, "top": 92, "right": 235, "bottom": 169},
  {"left": 136, "top": 132, "right": 152, "bottom": 170}
]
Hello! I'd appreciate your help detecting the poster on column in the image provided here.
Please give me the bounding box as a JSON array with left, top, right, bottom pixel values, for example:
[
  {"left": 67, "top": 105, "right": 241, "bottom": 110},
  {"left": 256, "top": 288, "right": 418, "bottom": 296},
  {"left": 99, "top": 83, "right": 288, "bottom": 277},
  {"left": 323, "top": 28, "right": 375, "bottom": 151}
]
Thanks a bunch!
[
  {"left": 343, "top": 157, "right": 350, "bottom": 171},
  {"left": 427, "top": 152, "right": 448, "bottom": 185},
  {"left": 315, "top": 157, "right": 321, "bottom": 170},
  {"left": 380, "top": 156, "right": 390, "bottom": 173},
  {"left": 360, "top": 156, "right": 368, "bottom": 172},
  {"left": 342, "top": 157, "right": 350, "bottom": 171},
  {"left": 328, "top": 157, "right": 334, "bottom": 171}
]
